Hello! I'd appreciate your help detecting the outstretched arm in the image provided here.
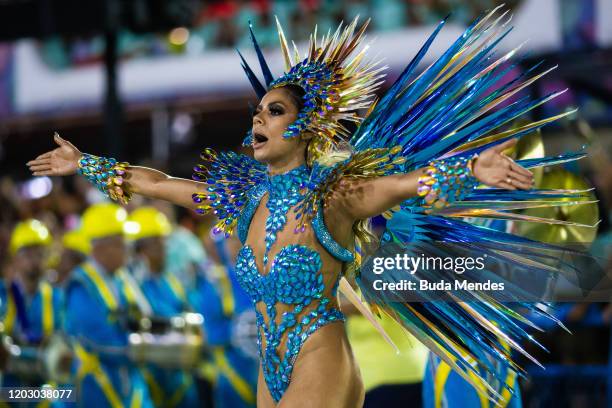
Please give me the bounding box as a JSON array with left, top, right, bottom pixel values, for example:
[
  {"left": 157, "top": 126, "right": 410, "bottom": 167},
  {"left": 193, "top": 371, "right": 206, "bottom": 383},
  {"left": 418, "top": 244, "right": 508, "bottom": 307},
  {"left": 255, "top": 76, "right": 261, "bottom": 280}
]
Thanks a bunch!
[
  {"left": 121, "top": 166, "right": 204, "bottom": 210},
  {"left": 27, "top": 133, "right": 206, "bottom": 210},
  {"left": 332, "top": 138, "right": 534, "bottom": 221}
]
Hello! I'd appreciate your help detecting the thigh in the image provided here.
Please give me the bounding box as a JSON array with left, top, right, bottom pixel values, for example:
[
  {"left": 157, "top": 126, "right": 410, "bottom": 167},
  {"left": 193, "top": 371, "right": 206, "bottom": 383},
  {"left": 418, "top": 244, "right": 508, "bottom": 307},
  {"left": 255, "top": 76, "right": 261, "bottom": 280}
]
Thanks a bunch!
[
  {"left": 277, "top": 323, "right": 364, "bottom": 408},
  {"left": 257, "top": 364, "right": 277, "bottom": 408}
]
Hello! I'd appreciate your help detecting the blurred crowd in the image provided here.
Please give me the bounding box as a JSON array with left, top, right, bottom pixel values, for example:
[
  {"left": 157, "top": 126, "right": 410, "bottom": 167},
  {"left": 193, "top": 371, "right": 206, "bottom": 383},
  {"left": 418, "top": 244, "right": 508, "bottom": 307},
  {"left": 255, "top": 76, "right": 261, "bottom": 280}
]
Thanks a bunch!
[
  {"left": 0, "top": 174, "right": 261, "bottom": 407},
  {"left": 39, "top": 0, "right": 520, "bottom": 69}
]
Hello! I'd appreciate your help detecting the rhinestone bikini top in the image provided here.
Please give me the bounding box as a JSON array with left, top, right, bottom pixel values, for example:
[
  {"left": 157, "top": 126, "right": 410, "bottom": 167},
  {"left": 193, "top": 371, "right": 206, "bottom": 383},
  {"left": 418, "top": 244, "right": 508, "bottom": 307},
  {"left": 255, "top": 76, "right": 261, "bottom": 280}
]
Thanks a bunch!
[{"left": 234, "top": 165, "right": 353, "bottom": 402}]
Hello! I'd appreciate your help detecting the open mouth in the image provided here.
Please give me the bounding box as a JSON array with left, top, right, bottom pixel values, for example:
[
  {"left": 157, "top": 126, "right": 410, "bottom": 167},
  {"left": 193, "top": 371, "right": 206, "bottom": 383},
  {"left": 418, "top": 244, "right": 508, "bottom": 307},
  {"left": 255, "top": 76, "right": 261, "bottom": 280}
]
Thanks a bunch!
[{"left": 252, "top": 132, "right": 268, "bottom": 149}]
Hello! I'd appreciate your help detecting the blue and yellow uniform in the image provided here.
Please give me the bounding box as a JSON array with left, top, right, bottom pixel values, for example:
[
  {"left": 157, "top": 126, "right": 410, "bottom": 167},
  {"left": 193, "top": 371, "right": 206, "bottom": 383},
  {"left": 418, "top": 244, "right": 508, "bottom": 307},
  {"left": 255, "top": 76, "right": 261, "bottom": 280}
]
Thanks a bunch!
[
  {"left": 127, "top": 206, "right": 199, "bottom": 407},
  {"left": 64, "top": 260, "right": 153, "bottom": 408},
  {"left": 189, "top": 237, "right": 258, "bottom": 408},
  {"left": 423, "top": 353, "right": 521, "bottom": 408},
  {"left": 0, "top": 279, "right": 62, "bottom": 350},
  {"left": 138, "top": 271, "right": 199, "bottom": 407},
  {"left": 0, "top": 280, "right": 65, "bottom": 408},
  {"left": 3, "top": 219, "right": 59, "bottom": 347},
  {"left": 1, "top": 219, "right": 65, "bottom": 408},
  {"left": 63, "top": 203, "right": 153, "bottom": 408}
]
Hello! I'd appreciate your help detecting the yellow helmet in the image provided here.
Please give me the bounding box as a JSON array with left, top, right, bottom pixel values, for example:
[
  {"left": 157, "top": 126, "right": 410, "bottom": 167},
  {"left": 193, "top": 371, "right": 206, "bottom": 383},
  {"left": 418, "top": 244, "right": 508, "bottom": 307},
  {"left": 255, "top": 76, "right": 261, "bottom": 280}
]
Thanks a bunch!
[
  {"left": 62, "top": 228, "right": 91, "bottom": 256},
  {"left": 9, "top": 219, "right": 52, "bottom": 254},
  {"left": 125, "top": 207, "right": 172, "bottom": 241},
  {"left": 81, "top": 202, "right": 128, "bottom": 241}
]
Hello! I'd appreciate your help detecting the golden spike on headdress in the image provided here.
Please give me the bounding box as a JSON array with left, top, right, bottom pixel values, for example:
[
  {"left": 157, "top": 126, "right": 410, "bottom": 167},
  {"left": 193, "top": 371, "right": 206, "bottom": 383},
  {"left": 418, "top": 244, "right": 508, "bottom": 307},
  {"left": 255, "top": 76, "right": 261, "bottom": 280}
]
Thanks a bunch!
[
  {"left": 275, "top": 15, "right": 293, "bottom": 71},
  {"left": 317, "top": 34, "right": 334, "bottom": 63},
  {"left": 264, "top": 16, "right": 384, "bottom": 156},
  {"left": 318, "top": 28, "right": 332, "bottom": 60},
  {"left": 292, "top": 40, "right": 301, "bottom": 63},
  {"left": 329, "top": 18, "right": 358, "bottom": 64},
  {"left": 308, "top": 30, "right": 316, "bottom": 60},
  {"left": 330, "top": 20, "right": 344, "bottom": 45},
  {"left": 336, "top": 18, "right": 370, "bottom": 65},
  {"left": 343, "top": 42, "right": 374, "bottom": 74},
  {"left": 320, "top": 20, "right": 344, "bottom": 62}
]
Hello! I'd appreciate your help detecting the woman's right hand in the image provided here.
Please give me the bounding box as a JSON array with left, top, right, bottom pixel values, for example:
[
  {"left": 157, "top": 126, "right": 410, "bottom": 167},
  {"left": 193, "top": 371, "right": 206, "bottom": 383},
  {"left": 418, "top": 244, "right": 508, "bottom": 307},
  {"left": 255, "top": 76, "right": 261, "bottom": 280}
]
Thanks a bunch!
[{"left": 27, "top": 132, "right": 81, "bottom": 176}]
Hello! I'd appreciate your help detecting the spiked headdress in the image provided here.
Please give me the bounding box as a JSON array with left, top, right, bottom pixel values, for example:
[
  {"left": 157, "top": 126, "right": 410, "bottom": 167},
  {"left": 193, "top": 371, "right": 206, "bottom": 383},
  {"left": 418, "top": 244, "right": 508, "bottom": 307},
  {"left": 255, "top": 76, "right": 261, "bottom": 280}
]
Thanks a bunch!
[{"left": 239, "top": 17, "right": 385, "bottom": 149}]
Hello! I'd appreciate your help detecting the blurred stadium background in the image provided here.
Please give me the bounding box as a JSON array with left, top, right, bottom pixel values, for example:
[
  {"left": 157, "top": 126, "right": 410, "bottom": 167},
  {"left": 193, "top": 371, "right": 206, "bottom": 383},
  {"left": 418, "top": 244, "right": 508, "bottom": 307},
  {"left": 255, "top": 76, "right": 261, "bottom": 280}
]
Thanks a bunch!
[{"left": 0, "top": 0, "right": 610, "bottom": 407}]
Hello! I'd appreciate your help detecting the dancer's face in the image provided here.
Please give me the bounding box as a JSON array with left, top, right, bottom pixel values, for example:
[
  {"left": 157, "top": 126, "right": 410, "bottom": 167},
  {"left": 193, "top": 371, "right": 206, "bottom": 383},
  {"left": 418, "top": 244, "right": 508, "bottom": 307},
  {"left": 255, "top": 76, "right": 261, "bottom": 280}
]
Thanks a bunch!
[{"left": 251, "top": 88, "right": 308, "bottom": 165}]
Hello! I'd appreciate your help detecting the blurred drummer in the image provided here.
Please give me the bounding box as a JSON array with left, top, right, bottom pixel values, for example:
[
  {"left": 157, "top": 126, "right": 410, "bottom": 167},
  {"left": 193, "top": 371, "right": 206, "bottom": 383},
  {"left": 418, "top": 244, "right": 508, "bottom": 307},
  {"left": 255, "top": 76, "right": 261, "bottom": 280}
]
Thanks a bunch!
[
  {"left": 63, "top": 203, "right": 154, "bottom": 407},
  {"left": 126, "top": 206, "right": 199, "bottom": 407},
  {"left": 1, "top": 219, "right": 63, "bottom": 394},
  {"left": 54, "top": 228, "right": 90, "bottom": 286}
]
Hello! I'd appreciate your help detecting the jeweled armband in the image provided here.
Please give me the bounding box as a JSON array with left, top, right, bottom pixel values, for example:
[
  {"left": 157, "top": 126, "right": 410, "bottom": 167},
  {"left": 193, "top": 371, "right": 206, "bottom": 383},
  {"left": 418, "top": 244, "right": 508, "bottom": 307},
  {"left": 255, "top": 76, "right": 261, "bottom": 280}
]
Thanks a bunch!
[
  {"left": 416, "top": 155, "right": 478, "bottom": 209},
  {"left": 77, "top": 153, "right": 132, "bottom": 204}
]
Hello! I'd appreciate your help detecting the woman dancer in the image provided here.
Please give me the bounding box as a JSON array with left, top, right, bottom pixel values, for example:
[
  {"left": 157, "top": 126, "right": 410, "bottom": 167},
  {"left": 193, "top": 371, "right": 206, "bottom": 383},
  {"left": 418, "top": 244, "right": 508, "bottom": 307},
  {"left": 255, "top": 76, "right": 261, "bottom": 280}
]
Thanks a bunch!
[{"left": 27, "top": 10, "right": 587, "bottom": 407}]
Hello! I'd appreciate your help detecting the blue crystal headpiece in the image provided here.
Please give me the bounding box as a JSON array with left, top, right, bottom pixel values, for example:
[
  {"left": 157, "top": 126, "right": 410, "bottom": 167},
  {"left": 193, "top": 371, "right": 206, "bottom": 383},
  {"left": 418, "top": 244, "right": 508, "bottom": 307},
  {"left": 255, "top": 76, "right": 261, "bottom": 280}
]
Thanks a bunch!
[{"left": 239, "top": 17, "right": 385, "bottom": 150}]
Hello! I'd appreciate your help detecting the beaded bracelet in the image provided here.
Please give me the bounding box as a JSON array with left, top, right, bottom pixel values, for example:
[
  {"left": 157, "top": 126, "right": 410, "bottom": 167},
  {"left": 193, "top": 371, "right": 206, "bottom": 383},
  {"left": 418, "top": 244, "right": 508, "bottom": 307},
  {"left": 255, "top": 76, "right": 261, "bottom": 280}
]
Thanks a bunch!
[
  {"left": 416, "top": 154, "right": 479, "bottom": 209},
  {"left": 77, "top": 153, "right": 132, "bottom": 204}
]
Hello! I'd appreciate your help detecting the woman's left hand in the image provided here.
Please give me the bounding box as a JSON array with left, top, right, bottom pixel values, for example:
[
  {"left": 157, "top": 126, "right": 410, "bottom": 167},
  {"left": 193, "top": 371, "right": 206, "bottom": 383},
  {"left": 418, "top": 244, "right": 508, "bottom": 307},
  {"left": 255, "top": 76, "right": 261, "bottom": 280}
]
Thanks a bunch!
[{"left": 472, "top": 138, "right": 534, "bottom": 190}]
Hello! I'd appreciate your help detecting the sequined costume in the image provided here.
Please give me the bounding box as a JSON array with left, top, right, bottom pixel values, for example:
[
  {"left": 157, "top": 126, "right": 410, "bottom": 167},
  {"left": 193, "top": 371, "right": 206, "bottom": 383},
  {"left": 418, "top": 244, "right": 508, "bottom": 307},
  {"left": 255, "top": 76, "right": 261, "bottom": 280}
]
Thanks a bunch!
[
  {"left": 78, "top": 6, "right": 597, "bottom": 405},
  {"left": 234, "top": 165, "right": 350, "bottom": 401},
  {"left": 189, "top": 9, "right": 596, "bottom": 403}
]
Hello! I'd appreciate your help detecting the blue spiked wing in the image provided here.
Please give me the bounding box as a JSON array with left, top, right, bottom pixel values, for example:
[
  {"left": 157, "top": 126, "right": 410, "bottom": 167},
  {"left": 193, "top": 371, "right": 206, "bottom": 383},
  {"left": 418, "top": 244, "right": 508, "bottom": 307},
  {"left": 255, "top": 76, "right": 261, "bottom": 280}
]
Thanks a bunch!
[
  {"left": 340, "top": 7, "right": 598, "bottom": 403},
  {"left": 200, "top": 8, "right": 598, "bottom": 403}
]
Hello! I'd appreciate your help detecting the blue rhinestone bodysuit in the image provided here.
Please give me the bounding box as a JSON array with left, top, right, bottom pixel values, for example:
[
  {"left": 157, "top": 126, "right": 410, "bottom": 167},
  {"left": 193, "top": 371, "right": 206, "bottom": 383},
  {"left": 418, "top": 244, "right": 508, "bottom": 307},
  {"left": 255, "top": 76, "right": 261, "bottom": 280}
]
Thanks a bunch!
[{"left": 234, "top": 165, "right": 354, "bottom": 403}]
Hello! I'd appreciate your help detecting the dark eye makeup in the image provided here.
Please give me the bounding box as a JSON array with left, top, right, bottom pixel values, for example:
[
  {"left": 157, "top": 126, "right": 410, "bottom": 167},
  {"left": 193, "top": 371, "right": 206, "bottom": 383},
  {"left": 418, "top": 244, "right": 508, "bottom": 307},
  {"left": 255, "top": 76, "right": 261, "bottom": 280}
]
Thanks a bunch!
[
  {"left": 269, "top": 105, "right": 284, "bottom": 115},
  {"left": 253, "top": 101, "right": 286, "bottom": 117}
]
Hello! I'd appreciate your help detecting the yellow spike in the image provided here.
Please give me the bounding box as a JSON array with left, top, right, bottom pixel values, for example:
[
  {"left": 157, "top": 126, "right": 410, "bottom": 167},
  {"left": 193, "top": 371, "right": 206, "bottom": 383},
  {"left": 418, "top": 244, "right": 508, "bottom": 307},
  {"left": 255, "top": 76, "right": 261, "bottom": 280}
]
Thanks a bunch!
[
  {"left": 469, "top": 3, "right": 506, "bottom": 39},
  {"left": 329, "top": 17, "right": 358, "bottom": 64},
  {"left": 308, "top": 34, "right": 314, "bottom": 61},
  {"left": 484, "top": 65, "right": 559, "bottom": 109},
  {"left": 416, "top": 19, "right": 509, "bottom": 105},
  {"left": 438, "top": 200, "right": 597, "bottom": 214},
  {"left": 326, "top": 19, "right": 344, "bottom": 56},
  {"left": 456, "top": 301, "right": 544, "bottom": 368},
  {"left": 444, "top": 68, "right": 563, "bottom": 137},
  {"left": 292, "top": 40, "right": 301, "bottom": 62},
  {"left": 473, "top": 41, "right": 527, "bottom": 80},
  {"left": 404, "top": 304, "right": 502, "bottom": 400},
  {"left": 447, "top": 110, "right": 575, "bottom": 154},
  {"left": 445, "top": 208, "right": 599, "bottom": 227},
  {"left": 275, "top": 15, "right": 293, "bottom": 71},
  {"left": 462, "top": 8, "right": 510, "bottom": 52},
  {"left": 338, "top": 278, "right": 399, "bottom": 352}
]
